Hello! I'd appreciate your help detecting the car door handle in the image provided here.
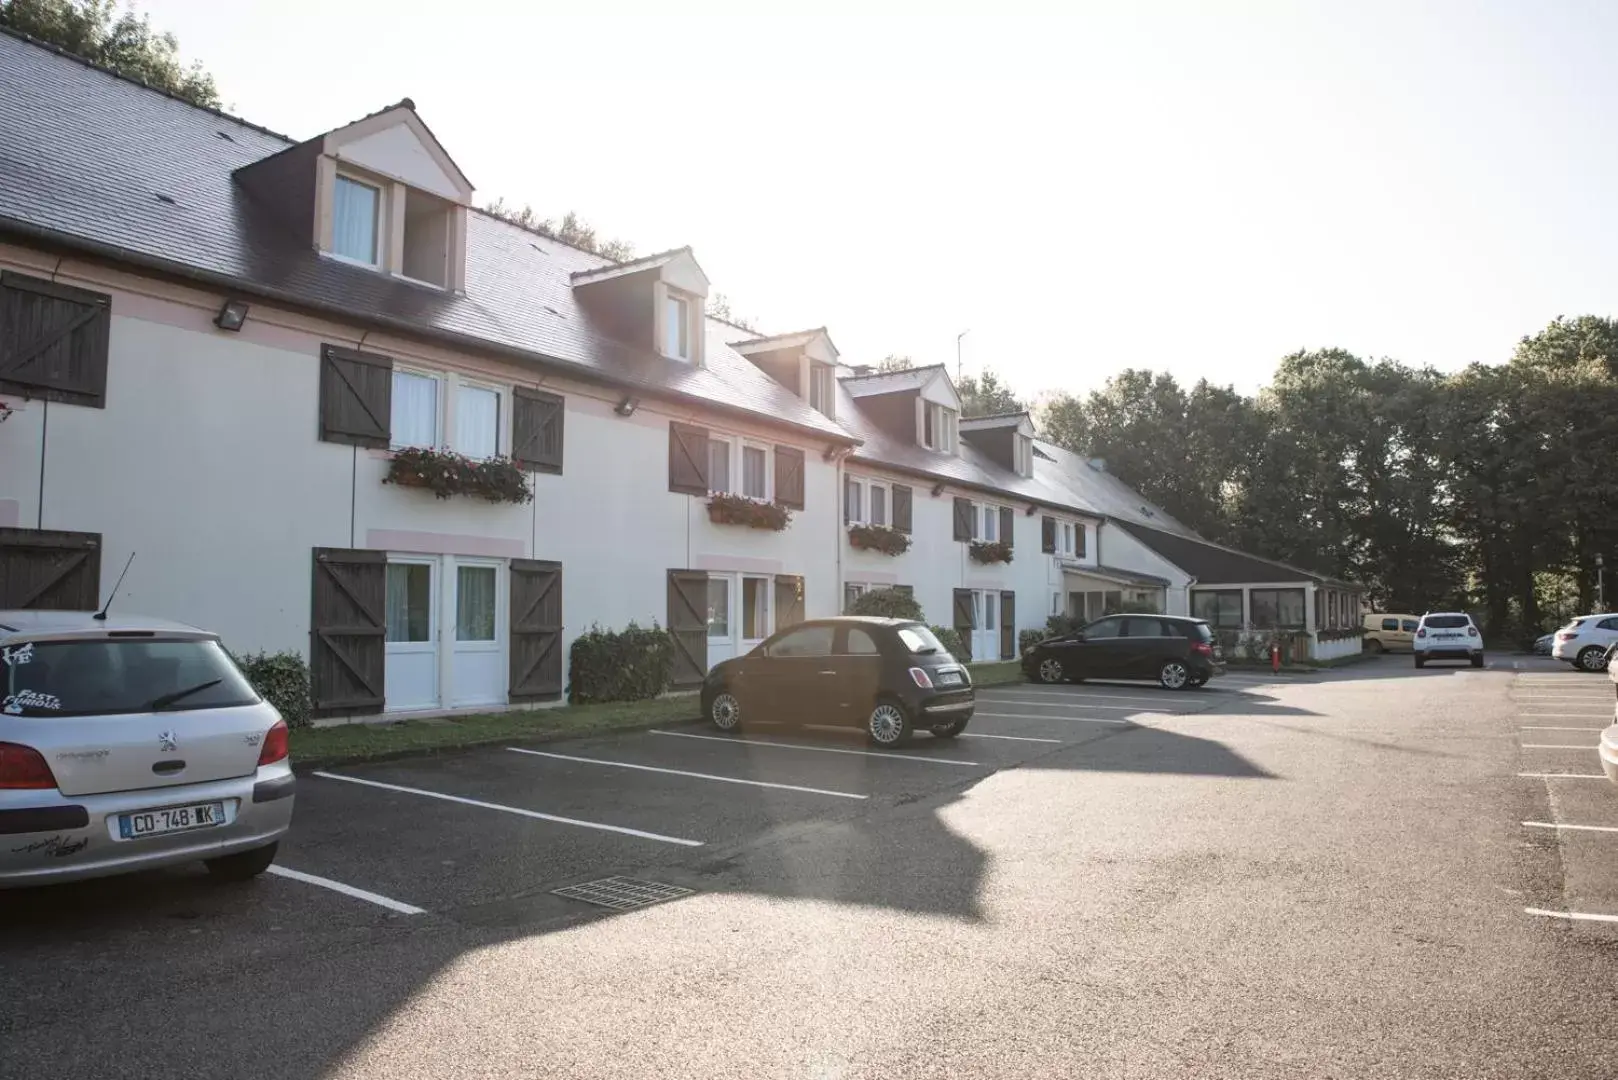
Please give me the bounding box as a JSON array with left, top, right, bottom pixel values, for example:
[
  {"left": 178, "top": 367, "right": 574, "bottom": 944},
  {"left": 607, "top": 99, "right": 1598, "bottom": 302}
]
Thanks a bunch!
[
  {"left": 152, "top": 759, "right": 185, "bottom": 774},
  {"left": 819, "top": 670, "right": 837, "bottom": 675}
]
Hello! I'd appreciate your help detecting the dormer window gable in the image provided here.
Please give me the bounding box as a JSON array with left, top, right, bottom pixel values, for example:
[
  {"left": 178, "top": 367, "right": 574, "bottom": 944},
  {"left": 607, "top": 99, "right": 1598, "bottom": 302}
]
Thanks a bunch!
[
  {"left": 571, "top": 247, "right": 710, "bottom": 366},
  {"left": 732, "top": 328, "right": 840, "bottom": 419},
  {"left": 959, "top": 412, "right": 1037, "bottom": 477},
  {"left": 840, "top": 363, "right": 960, "bottom": 453},
  {"left": 235, "top": 99, "right": 473, "bottom": 292}
]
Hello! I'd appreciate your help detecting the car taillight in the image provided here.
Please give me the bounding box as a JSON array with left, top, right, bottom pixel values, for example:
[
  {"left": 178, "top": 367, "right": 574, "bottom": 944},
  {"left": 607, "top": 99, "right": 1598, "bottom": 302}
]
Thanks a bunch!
[
  {"left": 1467, "top": 627, "right": 1478, "bottom": 637},
  {"left": 1417, "top": 628, "right": 1426, "bottom": 638},
  {"left": 0, "top": 742, "right": 57, "bottom": 790},
  {"left": 908, "top": 667, "right": 934, "bottom": 689},
  {"left": 1191, "top": 642, "right": 1213, "bottom": 657},
  {"left": 257, "top": 720, "right": 289, "bottom": 766},
  {"left": 1558, "top": 632, "right": 1577, "bottom": 641}
]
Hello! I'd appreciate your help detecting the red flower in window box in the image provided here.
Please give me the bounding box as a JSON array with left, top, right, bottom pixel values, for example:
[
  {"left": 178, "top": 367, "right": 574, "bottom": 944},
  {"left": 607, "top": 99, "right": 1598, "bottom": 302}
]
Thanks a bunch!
[{"left": 383, "top": 447, "right": 532, "bottom": 504}]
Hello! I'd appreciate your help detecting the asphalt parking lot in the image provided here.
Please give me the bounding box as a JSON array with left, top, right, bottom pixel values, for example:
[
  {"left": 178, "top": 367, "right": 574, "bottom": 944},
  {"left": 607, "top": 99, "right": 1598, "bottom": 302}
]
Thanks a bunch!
[{"left": 5, "top": 657, "right": 1618, "bottom": 1079}]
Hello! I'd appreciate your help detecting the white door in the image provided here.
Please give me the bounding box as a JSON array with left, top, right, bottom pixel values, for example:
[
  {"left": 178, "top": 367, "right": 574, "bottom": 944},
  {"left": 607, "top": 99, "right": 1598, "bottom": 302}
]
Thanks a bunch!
[
  {"left": 385, "top": 558, "right": 439, "bottom": 711},
  {"left": 450, "top": 559, "right": 505, "bottom": 707},
  {"left": 973, "top": 591, "right": 998, "bottom": 662},
  {"left": 706, "top": 574, "right": 736, "bottom": 669}
]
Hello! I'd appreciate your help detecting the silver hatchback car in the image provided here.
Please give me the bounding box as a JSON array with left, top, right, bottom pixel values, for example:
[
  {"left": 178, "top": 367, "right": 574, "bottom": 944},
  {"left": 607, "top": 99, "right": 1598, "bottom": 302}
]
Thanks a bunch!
[{"left": 1, "top": 611, "right": 294, "bottom": 888}]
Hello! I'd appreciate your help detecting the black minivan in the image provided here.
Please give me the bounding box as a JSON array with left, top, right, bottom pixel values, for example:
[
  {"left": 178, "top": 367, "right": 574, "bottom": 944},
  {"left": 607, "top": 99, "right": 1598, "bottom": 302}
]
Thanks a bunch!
[
  {"left": 1020, "top": 614, "right": 1224, "bottom": 689},
  {"left": 700, "top": 617, "right": 975, "bottom": 747}
]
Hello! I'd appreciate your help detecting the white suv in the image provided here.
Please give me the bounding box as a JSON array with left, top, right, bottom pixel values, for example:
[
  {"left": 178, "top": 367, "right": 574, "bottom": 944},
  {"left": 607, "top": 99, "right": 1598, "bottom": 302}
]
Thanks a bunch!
[
  {"left": 1551, "top": 614, "right": 1618, "bottom": 672},
  {"left": 1413, "top": 612, "right": 1484, "bottom": 669}
]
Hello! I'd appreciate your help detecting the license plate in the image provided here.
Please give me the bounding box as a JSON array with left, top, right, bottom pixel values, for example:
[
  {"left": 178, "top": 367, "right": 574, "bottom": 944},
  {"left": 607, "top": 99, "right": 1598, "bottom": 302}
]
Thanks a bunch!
[
  {"left": 938, "top": 672, "right": 962, "bottom": 686},
  {"left": 118, "top": 802, "right": 226, "bottom": 840}
]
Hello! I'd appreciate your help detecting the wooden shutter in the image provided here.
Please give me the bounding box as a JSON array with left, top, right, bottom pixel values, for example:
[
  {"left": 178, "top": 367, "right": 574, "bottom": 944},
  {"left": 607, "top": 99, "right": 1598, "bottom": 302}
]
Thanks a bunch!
[
  {"left": 1041, "top": 516, "right": 1056, "bottom": 553},
  {"left": 952, "top": 497, "right": 973, "bottom": 541},
  {"left": 999, "top": 507, "right": 1015, "bottom": 548},
  {"left": 319, "top": 344, "right": 392, "bottom": 448},
  {"left": 309, "top": 548, "right": 385, "bottom": 717},
  {"left": 510, "top": 559, "right": 563, "bottom": 701},
  {"left": 1000, "top": 590, "right": 1016, "bottom": 660},
  {"left": 0, "top": 272, "right": 111, "bottom": 408},
  {"left": 668, "top": 423, "right": 710, "bottom": 495},
  {"left": 668, "top": 570, "right": 709, "bottom": 688},
  {"left": 0, "top": 528, "right": 101, "bottom": 610},
  {"left": 893, "top": 485, "right": 913, "bottom": 533},
  {"left": 1076, "top": 524, "right": 1088, "bottom": 559},
  {"left": 512, "top": 388, "right": 564, "bottom": 474},
  {"left": 952, "top": 588, "right": 975, "bottom": 661},
  {"left": 775, "top": 575, "right": 805, "bottom": 630},
  {"left": 774, "top": 446, "right": 805, "bottom": 509}
]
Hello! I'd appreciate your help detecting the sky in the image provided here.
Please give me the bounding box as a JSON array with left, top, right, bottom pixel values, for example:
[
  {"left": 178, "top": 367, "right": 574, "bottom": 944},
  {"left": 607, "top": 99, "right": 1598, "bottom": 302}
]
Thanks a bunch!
[{"left": 138, "top": 0, "right": 1618, "bottom": 401}]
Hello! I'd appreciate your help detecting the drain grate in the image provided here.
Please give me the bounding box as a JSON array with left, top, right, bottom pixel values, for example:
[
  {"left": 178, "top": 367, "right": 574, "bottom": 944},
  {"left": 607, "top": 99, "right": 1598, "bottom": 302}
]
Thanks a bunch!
[{"left": 551, "top": 876, "right": 693, "bottom": 912}]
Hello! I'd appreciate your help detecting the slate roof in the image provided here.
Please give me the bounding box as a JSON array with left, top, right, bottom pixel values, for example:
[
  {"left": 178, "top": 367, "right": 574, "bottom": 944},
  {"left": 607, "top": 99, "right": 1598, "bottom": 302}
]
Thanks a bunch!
[
  {"left": 1031, "top": 440, "right": 1194, "bottom": 535},
  {"left": 841, "top": 366, "right": 941, "bottom": 398},
  {"left": 0, "top": 31, "right": 850, "bottom": 445},
  {"left": 1113, "top": 521, "right": 1355, "bottom": 588}
]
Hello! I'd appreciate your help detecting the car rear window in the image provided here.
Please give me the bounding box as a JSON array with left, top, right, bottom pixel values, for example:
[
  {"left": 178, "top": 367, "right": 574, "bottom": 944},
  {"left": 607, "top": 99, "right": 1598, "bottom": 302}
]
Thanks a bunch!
[
  {"left": 1423, "top": 615, "right": 1469, "bottom": 629},
  {"left": 1180, "top": 621, "right": 1214, "bottom": 642},
  {"left": 2, "top": 638, "right": 258, "bottom": 718},
  {"left": 898, "top": 626, "right": 949, "bottom": 655}
]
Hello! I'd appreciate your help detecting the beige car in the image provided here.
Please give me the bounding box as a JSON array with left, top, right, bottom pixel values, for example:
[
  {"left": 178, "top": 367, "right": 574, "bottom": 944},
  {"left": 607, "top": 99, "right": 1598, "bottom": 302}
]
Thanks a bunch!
[{"left": 1363, "top": 613, "right": 1420, "bottom": 653}]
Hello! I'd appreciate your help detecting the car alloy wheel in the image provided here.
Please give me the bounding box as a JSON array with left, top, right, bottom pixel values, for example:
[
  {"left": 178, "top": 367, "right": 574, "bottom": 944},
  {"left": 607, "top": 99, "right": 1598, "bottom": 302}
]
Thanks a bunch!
[
  {"left": 1159, "top": 660, "right": 1189, "bottom": 690},
  {"left": 868, "top": 702, "right": 911, "bottom": 746},
  {"left": 1037, "top": 657, "right": 1064, "bottom": 683},
  {"left": 1579, "top": 647, "right": 1607, "bottom": 673},
  {"left": 711, "top": 692, "right": 741, "bottom": 731}
]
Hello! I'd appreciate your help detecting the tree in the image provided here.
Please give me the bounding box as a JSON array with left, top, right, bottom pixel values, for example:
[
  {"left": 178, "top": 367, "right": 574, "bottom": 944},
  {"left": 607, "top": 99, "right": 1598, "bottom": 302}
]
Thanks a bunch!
[
  {"left": 956, "top": 368, "right": 1024, "bottom": 418},
  {"left": 1, "top": 0, "right": 220, "bottom": 108},
  {"left": 877, "top": 354, "right": 915, "bottom": 372},
  {"left": 481, "top": 200, "right": 635, "bottom": 261},
  {"left": 705, "top": 293, "right": 758, "bottom": 333}
]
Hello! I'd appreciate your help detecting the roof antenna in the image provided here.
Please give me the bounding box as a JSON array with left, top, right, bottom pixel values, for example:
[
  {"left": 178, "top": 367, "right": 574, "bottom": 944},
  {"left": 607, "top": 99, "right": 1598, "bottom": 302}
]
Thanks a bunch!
[{"left": 93, "top": 552, "right": 136, "bottom": 621}]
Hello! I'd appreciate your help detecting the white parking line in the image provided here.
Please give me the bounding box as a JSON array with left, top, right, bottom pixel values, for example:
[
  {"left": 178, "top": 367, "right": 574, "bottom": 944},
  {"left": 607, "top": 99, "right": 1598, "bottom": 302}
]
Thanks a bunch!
[
  {"left": 972, "top": 711, "right": 1133, "bottom": 725},
  {"left": 958, "top": 732, "right": 1063, "bottom": 743},
  {"left": 312, "top": 771, "right": 705, "bottom": 846},
  {"left": 1525, "top": 907, "right": 1618, "bottom": 924},
  {"left": 1521, "top": 744, "right": 1597, "bottom": 750},
  {"left": 1519, "top": 713, "right": 1611, "bottom": 719},
  {"left": 1523, "top": 821, "right": 1618, "bottom": 833},
  {"left": 1521, "top": 725, "right": 1606, "bottom": 731},
  {"left": 265, "top": 865, "right": 426, "bottom": 915},
  {"left": 506, "top": 747, "right": 868, "bottom": 799},
  {"left": 983, "top": 690, "right": 1185, "bottom": 705},
  {"left": 1517, "top": 772, "right": 1609, "bottom": 780},
  {"left": 647, "top": 729, "right": 981, "bottom": 766},
  {"left": 972, "top": 696, "right": 1175, "bottom": 713}
]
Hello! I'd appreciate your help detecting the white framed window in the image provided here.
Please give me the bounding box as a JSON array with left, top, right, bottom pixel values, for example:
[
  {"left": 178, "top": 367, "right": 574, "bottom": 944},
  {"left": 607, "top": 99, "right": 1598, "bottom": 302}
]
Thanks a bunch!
[
  {"left": 809, "top": 363, "right": 835, "bottom": 416},
  {"left": 1057, "top": 521, "right": 1078, "bottom": 558},
  {"left": 923, "top": 402, "right": 957, "bottom": 453},
  {"left": 1051, "top": 591, "right": 1063, "bottom": 616},
  {"left": 455, "top": 383, "right": 500, "bottom": 459},
  {"left": 868, "top": 482, "right": 889, "bottom": 527},
  {"left": 385, "top": 560, "right": 434, "bottom": 643},
  {"left": 333, "top": 174, "right": 381, "bottom": 266},
  {"left": 708, "top": 435, "right": 733, "bottom": 494},
  {"left": 742, "top": 575, "right": 771, "bottom": 640},
  {"left": 975, "top": 503, "right": 999, "bottom": 543},
  {"left": 844, "top": 582, "right": 868, "bottom": 612},
  {"left": 844, "top": 476, "right": 863, "bottom": 523},
  {"left": 1015, "top": 435, "right": 1033, "bottom": 477},
  {"left": 665, "top": 292, "right": 691, "bottom": 360},
  {"left": 391, "top": 369, "right": 441, "bottom": 450},
  {"left": 742, "top": 443, "right": 769, "bottom": 500},
  {"left": 707, "top": 576, "right": 731, "bottom": 640}
]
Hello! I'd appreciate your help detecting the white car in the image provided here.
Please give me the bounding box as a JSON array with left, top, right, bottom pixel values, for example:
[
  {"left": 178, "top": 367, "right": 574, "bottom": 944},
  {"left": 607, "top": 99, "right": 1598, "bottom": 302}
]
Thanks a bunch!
[
  {"left": 1603, "top": 651, "right": 1618, "bottom": 784},
  {"left": 1, "top": 611, "right": 294, "bottom": 889},
  {"left": 1412, "top": 612, "right": 1484, "bottom": 668},
  {"left": 1551, "top": 613, "right": 1618, "bottom": 672}
]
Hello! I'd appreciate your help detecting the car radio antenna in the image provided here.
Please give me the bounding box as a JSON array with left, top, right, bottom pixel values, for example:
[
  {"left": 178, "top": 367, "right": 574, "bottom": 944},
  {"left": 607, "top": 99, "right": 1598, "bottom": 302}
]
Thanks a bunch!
[{"left": 93, "top": 552, "right": 136, "bottom": 621}]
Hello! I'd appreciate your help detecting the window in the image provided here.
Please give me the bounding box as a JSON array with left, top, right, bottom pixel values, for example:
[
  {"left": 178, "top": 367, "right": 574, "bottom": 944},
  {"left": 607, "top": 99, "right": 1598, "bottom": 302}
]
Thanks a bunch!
[
  {"left": 1423, "top": 614, "right": 1470, "bottom": 629},
  {"left": 1381, "top": 618, "right": 1399, "bottom": 631},
  {"left": 1075, "top": 525, "right": 1088, "bottom": 559},
  {"left": 1057, "top": 521, "right": 1078, "bottom": 557},
  {"left": 1251, "top": 588, "right": 1306, "bottom": 629},
  {"left": 455, "top": 384, "right": 500, "bottom": 459},
  {"left": 1121, "top": 618, "right": 1168, "bottom": 638},
  {"left": 869, "top": 484, "right": 888, "bottom": 527},
  {"left": 923, "top": 402, "right": 957, "bottom": 452},
  {"left": 1086, "top": 617, "right": 1123, "bottom": 639},
  {"left": 742, "top": 576, "right": 769, "bottom": 640},
  {"left": 844, "top": 477, "right": 862, "bottom": 523},
  {"left": 2, "top": 639, "right": 258, "bottom": 718},
  {"left": 810, "top": 363, "right": 835, "bottom": 416},
  {"left": 771, "top": 625, "right": 834, "bottom": 657},
  {"left": 977, "top": 504, "right": 999, "bottom": 542},
  {"left": 844, "top": 582, "right": 867, "bottom": 612},
  {"left": 1015, "top": 435, "right": 1033, "bottom": 477},
  {"left": 1401, "top": 619, "right": 1418, "bottom": 633},
  {"left": 1052, "top": 592, "right": 1063, "bottom": 616},
  {"left": 391, "top": 370, "right": 439, "bottom": 449},
  {"left": 898, "top": 625, "right": 947, "bottom": 655},
  {"left": 707, "top": 577, "right": 731, "bottom": 639},
  {"left": 333, "top": 175, "right": 381, "bottom": 265},
  {"left": 401, "top": 187, "right": 451, "bottom": 287},
  {"left": 742, "top": 445, "right": 768, "bottom": 500},
  {"left": 844, "top": 627, "right": 881, "bottom": 655},
  {"left": 665, "top": 292, "right": 690, "bottom": 359},
  {"left": 386, "top": 563, "right": 432, "bottom": 642},
  {"left": 456, "top": 565, "right": 497, "bottom": 642},
  {"left": 1192, "top": 590, "right": 1244, "bottom": 629},
  {"left": 708, "top": 437, "right": 732, "bottom": 494}
]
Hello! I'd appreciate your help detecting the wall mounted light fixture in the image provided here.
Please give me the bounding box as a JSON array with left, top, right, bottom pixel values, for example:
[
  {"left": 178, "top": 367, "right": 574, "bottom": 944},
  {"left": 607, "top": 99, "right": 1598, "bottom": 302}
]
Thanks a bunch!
[
  {"left": 1026, "top": 504, "right": 1039, "bottom": 516},
  {"left": 213, "top": 299, "right": 250, "bottom": 332},
  {"left": 930, "top": 482, "right": 945, "bottom": 497},
  {"left": 614, "top": 396, "right": 639, "bottom": 417}
]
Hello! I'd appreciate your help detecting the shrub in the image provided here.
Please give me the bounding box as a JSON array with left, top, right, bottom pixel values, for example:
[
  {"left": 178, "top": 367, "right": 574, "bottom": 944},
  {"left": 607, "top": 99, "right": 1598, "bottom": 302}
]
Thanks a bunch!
[
  {"left": 1018, "top": 628, "right": 1047, "bottom": 654},
  {"left": 384, "top": 447, "right": 532, "bottom": 504},
  {"left": 233, "top": 650, "right": 312, "bottom": 728},
  {"left": 847, "top": 524, "right": 911, "bottom": 556},
  {"left": 567, "top": 622, "right": 674, "bottom": 704},
  {"left": 1046, "top": 613, "right": 1086, "bottom": 637},
  {"left": 930, "top": 625, "right": 970, "bottom": 663},
  {"left": 846, "top": 588, "right": 924, "bottom": 620}
]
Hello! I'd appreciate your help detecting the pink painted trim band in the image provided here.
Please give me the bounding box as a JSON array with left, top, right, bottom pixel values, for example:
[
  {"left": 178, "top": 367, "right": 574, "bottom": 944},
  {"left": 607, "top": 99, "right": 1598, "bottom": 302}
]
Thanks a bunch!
[
  {"left": 693, "top": 554, "right": 785, "bottom": 575},
  {"left": 367, "top": 529, "right": 527, "bottom": 558}
]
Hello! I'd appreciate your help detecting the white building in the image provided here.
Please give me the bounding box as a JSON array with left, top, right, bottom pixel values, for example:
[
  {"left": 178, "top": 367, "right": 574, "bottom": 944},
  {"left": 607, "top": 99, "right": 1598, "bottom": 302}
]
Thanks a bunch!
[{"left": 0, "top": 32, "right": 1361, "bottom": 720}]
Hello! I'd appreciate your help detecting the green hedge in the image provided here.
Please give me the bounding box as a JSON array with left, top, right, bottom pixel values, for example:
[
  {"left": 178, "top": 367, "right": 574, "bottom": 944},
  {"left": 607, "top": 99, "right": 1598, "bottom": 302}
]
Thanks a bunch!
[
  {"left": 568, "top": 622, "right": 673, "bottom": 705},
  {"left": 1017, "top": 628, "right": 1046, "bottom": 655},
  {"left": 931, "top": 625, "right": 970, "bottom": 663},
  {"left": 846, "top": 588, "right": 924, "bottom": 621},
  {"left": 233, "top": 650, "right": 312, "bottom": 729}
]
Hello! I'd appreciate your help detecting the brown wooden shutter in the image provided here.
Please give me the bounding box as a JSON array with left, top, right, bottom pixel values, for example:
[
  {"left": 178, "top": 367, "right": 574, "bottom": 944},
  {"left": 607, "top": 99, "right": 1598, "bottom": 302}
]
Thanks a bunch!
[
  {"left": 319, "top": 344, "right": 392, "bottom": 448},
  {"left": 0, "top": 528, "right": 101, "bottom": 610},
  {"left": 893, "top": 485, "right": 913, "bottom": 533},
  {"left": 1000, "top": 590, "right": 1016, "bottom": 660},
  {"left": 668, "top": 569, "right": 709, "bottom": 687},
  {"left": 952, "top": 497, "right": 973, "bottom": 541},
  {"left": 999, "top": 507, "right": 1015, "bottom": 548},
  {"left": 1076, "top": 524, "right": 1088, "bottom": 559},
  {"left": 668, "top": 423, "right": 710, "bottom": 495},
  {"left": 952, "top": 588, "right": 975, "bottom": 661},
  {"left": 512, "top": 388, "right": 564, "bottom": 473},
  {"left": 0, "top": 272, "right": 111, "bottom": 408},
  {"left": 1041, "top": 516, "right": 1056, "bottom": 553},
  {"left": 774, "top": 446, "right": 805, "bottom": 510},
  {"left": 510, "top": 559, "right": 563, "bottom": 701},
  {"left": 309, "top": 548, "right": 385, "bottom": 717},
  {"left": 774, "top": 574, "right": 805, "bottom": 630}
]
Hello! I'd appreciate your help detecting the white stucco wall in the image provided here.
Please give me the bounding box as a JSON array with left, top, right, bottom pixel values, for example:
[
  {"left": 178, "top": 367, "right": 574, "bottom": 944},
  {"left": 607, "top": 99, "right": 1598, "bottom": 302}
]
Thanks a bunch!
[{"left": 1095, "top": 524, "right": 1193, "bottom": 615}]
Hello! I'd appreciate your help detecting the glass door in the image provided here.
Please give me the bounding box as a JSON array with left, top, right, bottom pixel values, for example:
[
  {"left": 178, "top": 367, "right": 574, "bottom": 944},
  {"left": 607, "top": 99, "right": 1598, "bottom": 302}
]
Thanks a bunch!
[
  {"left": 384, "top": 558, "right": 439, "bottom": 711},
  {"left": 449, "top": 559, "right": 504, "bottom": 707}
]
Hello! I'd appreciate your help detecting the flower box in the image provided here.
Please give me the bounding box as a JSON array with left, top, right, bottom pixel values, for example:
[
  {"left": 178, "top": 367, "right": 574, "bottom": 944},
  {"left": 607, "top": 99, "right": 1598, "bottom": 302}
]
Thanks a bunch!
[
  {"left": 969, "top": 540, "right": 1013, "bottom": 565},
  {"left": 383, "top": 447, "right": 532, "bottom": 504},
  {"left": 707, "top": 493, "right": 791, "bottom": 532},
  {"left": 848, "top": 523, "right": 911, "bottom": 556}
]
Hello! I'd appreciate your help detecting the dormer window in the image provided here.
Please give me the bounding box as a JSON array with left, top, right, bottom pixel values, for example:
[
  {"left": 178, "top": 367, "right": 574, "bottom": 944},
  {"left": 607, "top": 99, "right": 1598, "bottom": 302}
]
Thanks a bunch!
[
  {"left": 333, "top": 174, "right": 381, "bottom": 265},
  {"left": 665, "top": 291, "right": 692, "bottom": 360},
  {"left": 923, "top": 402, "right": 957, "bottom": 453},
  {"left": 1014, "top": 433, "right": 1034, "bottom": 477},
  {"left": 810, "top": 363, "right": 835, "bottom": 415}
]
